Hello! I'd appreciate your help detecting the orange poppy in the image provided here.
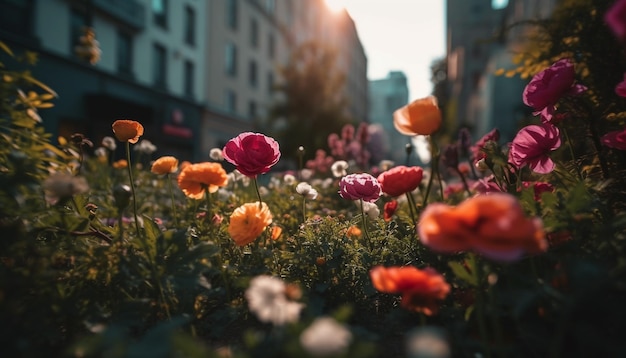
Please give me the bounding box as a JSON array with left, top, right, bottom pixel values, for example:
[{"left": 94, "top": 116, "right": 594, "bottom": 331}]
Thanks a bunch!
[
  {"left": 270, "top": 225, "right": 283, "bottom": 240},
  {"left": 370, "top": 266, "right": 450, "bottom": 315},
  {"left": 112, "top": 159, "right": 128, "bottom": 169},
  {"left": 177, "top": 162, "right": 228, "bottom": 199},
  {"left": 112, "top": 119, "right": 144, "bottom": 144},
  {"left": 346, "top": 225, "right": 362, "bottom": 239},
  {"left": 393, "top": 96, "right": 442, "bottom": 136},
  {"left": 228, "top": 202, "right": 273, "bottom": 246},
  {"left": 151, "top": 156, "right": 179, "bottom": 175},
  {"left": 418, "top": 193, "right": 547, "bottom": 262}
]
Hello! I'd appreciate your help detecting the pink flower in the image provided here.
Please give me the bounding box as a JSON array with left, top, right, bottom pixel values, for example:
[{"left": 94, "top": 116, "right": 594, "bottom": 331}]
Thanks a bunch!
[
  {"left": 472, "top": 176, "right": 502, "bottom": 194},
  {"left": 470, "top": 128, "right": 499, "bottom": 163},
  {"left": 605, "top": 0, "right": 626, "bottom": 40},
  {"left": 522, "top": 181, "right": 555, "bottom": 201},
  {"left": 223, "top": 132, "right": 281, "bottom": 177},
  {"left": 339, "top": 173, "right": 382, "bottom": 202},
  {"left": 522, "top": 59, "right": 587, "bottom": 123},
  {"left": 508, "top": 124, "right": 561, "bottom": 174},
  {"left": 601, "top": 128, "right": 626, "bottom": 150},
  {"left": 616, "top": 74, "right": 626, "bottom": 97}
]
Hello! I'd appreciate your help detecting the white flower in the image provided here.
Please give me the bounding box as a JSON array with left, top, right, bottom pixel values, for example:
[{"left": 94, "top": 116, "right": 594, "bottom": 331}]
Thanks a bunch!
[
  {"left": 94, "top": 147, "right": 107, "bottom": 158},
  {"left": 300, "top": 168, "right": 313, "bottom": 180},
  {"left": 134, "top": 139, "right": 157, "bottom": 155},
  {"left": 405, "top": 327, "right": 451, "bottom": 358},
  {"left": 296, "top": 182, "right": 318, "bottom": 200},
  {"left": 259, "top": 186, "right": 269, "bottom": 197},
  {"left": 268, "top": 177, "right": 281, "bottom": 189},
  {"left": 245, "top": 275, "right": 304, "bottom": 326},
  {"left": 101, "top": 136, "right": 117, "bottom": 151},
  {"left": 43, "top": 173, "right": 89, "bottom": 205},
  {"left": 331, "top": 160, "right": 349, "bottom": 178},
  {"left": 300, "top": 317, "right": 352, "bottom": 357},
  {"left": 284, "top": 174, "right": 296, "bottom": 185},
  {"left": 357, "top": 201, "right": 380, "bottom": 220},
  {"left": 209, "top": 148, "right": 224, "bottom": 161}
]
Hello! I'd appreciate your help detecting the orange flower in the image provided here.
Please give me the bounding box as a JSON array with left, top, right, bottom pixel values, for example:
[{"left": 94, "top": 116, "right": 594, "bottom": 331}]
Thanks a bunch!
[
  {"left": 112, "top": 119, "right": 144, "bottom": 144},
  {"left": 370, "top": 266, "right": 450, "bottom": 315},
  {"left": 393, "top": 96, "right": 442, "bottom": 136},
  {"left": 151, "top": 156, "right": 179, "bottom": 175},
  {"left": 418, "top": 193, "right": 547, "bottom": 262},
  {"left": 271, "top": 225, "right": 283, "bottom": 240},
  {"left": 177, "top": 162, "right": 228, "bottom": 199},
  {"left": 112, "top": 159, "right": 128, "bottom": 169},
  {"left": 228, "top": 202, "right": 273, "bottom": 246},
  {"left": 179, "top": 160, "right": 192, "bottom": 171},
  {"left": 346, "top": 225, "right": 362, "bottom": 239}
]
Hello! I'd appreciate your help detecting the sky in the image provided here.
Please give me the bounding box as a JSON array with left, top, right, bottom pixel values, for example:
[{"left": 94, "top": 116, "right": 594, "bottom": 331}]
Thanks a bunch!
[{"left": 326, "top": 0, "right": 446, "bottom": 99}]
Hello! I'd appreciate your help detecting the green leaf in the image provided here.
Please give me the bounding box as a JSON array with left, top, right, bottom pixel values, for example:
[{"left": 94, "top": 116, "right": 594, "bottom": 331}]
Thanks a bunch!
[{"left": 448, "top": 261, "right": 478, "bottom": 286}]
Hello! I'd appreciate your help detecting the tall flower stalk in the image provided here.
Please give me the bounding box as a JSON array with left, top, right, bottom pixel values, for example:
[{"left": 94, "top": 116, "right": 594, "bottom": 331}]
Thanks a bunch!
[{"left": 125, "top": 141, "right": 141, "bottom": 236}]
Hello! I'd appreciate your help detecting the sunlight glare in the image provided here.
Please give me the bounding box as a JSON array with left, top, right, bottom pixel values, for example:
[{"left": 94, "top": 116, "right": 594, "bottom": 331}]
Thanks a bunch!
[{"left": 324, "top": 0, "right": 346, "bottom": 13}]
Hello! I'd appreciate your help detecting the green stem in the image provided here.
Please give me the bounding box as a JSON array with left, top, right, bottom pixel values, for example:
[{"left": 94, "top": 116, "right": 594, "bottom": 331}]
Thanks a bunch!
[
  {"left": 405, "top": 191, "right": 417, "bottom": 226},
  {"left": 125, "top": 141, "right": 141, "bottom": 237},
  {"left": 204, "top": 187, "right": 212, "bottom": 216},
  {"left": 253, "top": 176, "right": 263, "bottom": 208},
  {"left": 455, "top": 168, "right": 472, "bottom": 196},
  {"left": 360, "top": 199, "right": 372, "bottom": 250},
  {"left": 562, "top": 126, "right": 583, "bottom": 181},
  {"left": 302, "top": 197, "right": 307, "bottom": 223},
  {"left": 166, "top": 173, "right": 179, "bottom": 227}
]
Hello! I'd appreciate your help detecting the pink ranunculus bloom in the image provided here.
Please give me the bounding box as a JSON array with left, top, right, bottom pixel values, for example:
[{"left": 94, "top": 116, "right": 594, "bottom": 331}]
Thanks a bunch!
[
  {"left": 339, "top": 173, "right": 382, "bottom": 202},
  {"left": 605, "top": 0, "right": 626, "bottom": 40},
  {"left": 616, "top": 74, "right": 626, "bottom": 97},
  {"left": 222, "top": 132, "right": 281, "bottom": 177},
  {"left": 508, "top": 124, "right": 562, "bottom": 174},
  {"left": 470, "top": 128, "right": 500, "bottom": 163},
  {"left": 601, "top": 128, "right": 626, "bottom": 150},
  {"left": 522, "top": 59, "right": 587, "bottom": 123}
]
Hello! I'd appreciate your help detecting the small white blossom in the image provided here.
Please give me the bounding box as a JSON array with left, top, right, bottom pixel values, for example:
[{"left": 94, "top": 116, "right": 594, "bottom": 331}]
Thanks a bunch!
[
  {"left": 245, "top": 276, "right": 304, "bottom": 326},
  {"left": 43, "top": 173, "right": 89, "bottom": 205},
  {"left": 101, "top": 136, "right": 117, "bottom": 151},
  {"left": 209, "top": 148, "right": 224, "bottom": 161},
  {"left": 296, "top": 182, "right": 318, "bottom": 200},
  {"left": 357, "top": 201, "right": 380, "bottom": 220},
  {"left": 259, "top": 186, "right": 269, "bottom": 197},
  {"left": 283, "top": 174, "right": 296, "bottom": 185},
  {"left": 268, "top": 176, "right": 281, "bottom": 189},
  {"left": 300, "top": 168, "right": 313, "bottom": 180},
  {"left": 300, "top": 317, "right": 352, "bottom": 357},
  {"left": 405, "top": 327, "right": 451, "bottom": 358},
  {"left": 134, "top": 139, "right": 157, "bottom": 155},
  {"left": 94, "top": 147, "right": 107, "bottom": 158},
  {"left": 331, "top": 160, "right": 349, "bottom": 178}
]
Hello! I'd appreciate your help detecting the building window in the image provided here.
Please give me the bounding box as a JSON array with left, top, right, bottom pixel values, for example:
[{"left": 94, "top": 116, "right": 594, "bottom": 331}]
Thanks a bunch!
[
  {"left": 184, "top": 5, "right": 195, "bottom": 46},
  {"left": 184, "top": 60, "right": 194, "bottom": 97},
  {"left": 70, "top": 7, "right": 89, "bottom": 52},
  {"left": 268, "top": 33, "right": 275, "bottom": 59},
  {"left": 227, "top": 0, "right": 238, "bottom": 30},
  {"left": 250, "top": 18, "right": 258, "bottom": 48},
  {"left": 117, "top": 31, "right": 133, "bottom": 75},
  {"left": 226, "top": 90, "right": 237, "bottom": 113},
  {"left": 152, "top": 0, "right": 167, "bottom": 28},
  {"left": 248, "top": 60, "right": 258, "bottom": 87},
  {"left": 225, "top": 43, "right": 238, "bottom": 76},
  {"left": 248, "top": 100, "right": 257, "bottom": 120},
  {"left": 153, "top": 43, "right": 167, "bottom": 88}
]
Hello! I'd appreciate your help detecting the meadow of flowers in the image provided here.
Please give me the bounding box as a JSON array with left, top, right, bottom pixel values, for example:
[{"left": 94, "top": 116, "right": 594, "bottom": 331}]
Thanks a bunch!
[{"left": 3, "top": 1, "right": 626, "bottom": 357}]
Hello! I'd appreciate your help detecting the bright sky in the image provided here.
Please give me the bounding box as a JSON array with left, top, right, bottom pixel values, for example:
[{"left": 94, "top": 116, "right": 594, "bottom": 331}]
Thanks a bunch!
[{"left": 327, "top": 0, "right": 446, "bottom": 99}]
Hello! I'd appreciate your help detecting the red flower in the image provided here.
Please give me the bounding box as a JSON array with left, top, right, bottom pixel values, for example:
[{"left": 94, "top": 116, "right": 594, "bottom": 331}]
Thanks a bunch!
[
  {"left": 223, "top": 132, "right": 281, "bottom": 177},
  {"left": 377, "top": 166, "right": 423, "bottom": 197},
  {"left": 370, "top": 266, "right": 450, "bottom": 315},
  {"left": 601, "top": 128, "right": 626, "bottom": 150},
  {"left": 383, "top": 200, "right": 398, "bottom": 222}
]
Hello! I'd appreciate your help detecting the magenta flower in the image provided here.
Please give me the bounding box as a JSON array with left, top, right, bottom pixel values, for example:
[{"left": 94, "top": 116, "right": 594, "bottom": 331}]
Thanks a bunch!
[
  {"left": 339, "top": 173, "right": 382, "bottom": 202},
  {"left": 508, "top": 124, "right": 561, "bottom": 174},
  {"left": 522, "top": 59, "right": 587, "bottom": 123},
  {"left": 522, "top": 181, "right": 555, "bottom": 201},
  {"left": 601, "top": 128, "right": 626, "bottom": 150},
  {"left": 223, "top": 132, "right": 281, "bottom": 177},
  {"left": 470, "top": 128, "right": 500, "bottom": 163},
  {"left": 616, "top": 74, "right": 626, "bottom": 97},
  {"left": 605, "top": 0, "right": 626, "bottom": 40}
]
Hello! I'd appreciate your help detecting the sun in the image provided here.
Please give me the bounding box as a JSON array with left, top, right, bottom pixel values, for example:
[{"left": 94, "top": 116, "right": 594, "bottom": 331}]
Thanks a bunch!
[{"left": 324, "top": 0, "right": 346, "bottom": 13}]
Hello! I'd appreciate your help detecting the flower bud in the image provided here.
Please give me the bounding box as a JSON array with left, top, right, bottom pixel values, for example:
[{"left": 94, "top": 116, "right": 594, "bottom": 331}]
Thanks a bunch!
[{"left": 113, "top": 184, "right": 132, "bottom": 211}]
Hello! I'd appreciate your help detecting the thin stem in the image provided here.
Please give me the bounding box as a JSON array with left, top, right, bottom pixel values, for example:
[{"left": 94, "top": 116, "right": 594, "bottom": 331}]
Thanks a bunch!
[
  {"left": 301, "top": 197, "right": 307, "bottom": 223},
  {"left": 360, "top": 199, "right": 372, "bottom": 249},
  {"left": 204, "top": 186, "right": 212, "bottom": 216},
  {"left": 253, "top": 176, "right": 263, "bottom": 208},
  {"left": 588, "top": 121, "right": 610, "bottom": 179},
  {"left": 562, "top": 126, "right": 583, "bottom": 181},
  {"left": 125, "top": 141, "right": 141, "bottom": 237},
  {"left": 166, "top": 173, "right": 179, "bottom": 227},
  {"left": 405, "top": 191, "right": 418, "bottom": 226},
  {"left": 455, "top": 168, "right": 472, "bottom": 196}
]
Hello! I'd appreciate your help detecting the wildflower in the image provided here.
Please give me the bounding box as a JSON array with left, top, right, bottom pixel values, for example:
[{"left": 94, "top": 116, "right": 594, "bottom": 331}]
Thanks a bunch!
[
  {"left": 418, "top": 193, "right": 547, "bottom": 262},
  {"left": 228, "top": 202, "right": 272, "bottom": 246},
  {"left": 300, "top": 168, "right": 314, "bottom": 180},
  {"left": 384, "top": 200, "right": 398, "bottom": 222},
  {"left": 134, "top": 139, "right": 157, "bottom": 155},
  {"left": 222, "top": 132, "right": 280, "bottom": 177},
  {"left": 112, "top": 119, "right": 144, "bottom": 144},
  {"left": 470, "top": 128, "right": 499, "bottom": 164},
  {"left": 339, "top": 173, "right": 382, "bottom": 202},
  {"left": 331, "top": 160, "right": 349, "bottom": 178},
  {"left": 43, "top": 172, "right": 89, "bottom": 205},
  {"left": 601, "top": 127, "right": 626, "bottom": 150},
  {"left": 101, "top": 136, "right": 117, "bottom": 151},
  {"left": 94, "top": 147, "right": 107, "bottom": 160},
  {"left": 271, "top": 226, "right": 283, "bottom": 240},
  {"left": 522, "top": 59, "right": 587, "bottom": 123},
  {"left": 377, "top": 166, "right": 423, "bottom": 197},
  {"left": 209, "top": 148, "right": 224, "bottom": 161},
  {"left": 112, "top": 159, "right": 128, "bottom": 169},
  {"left": 393, "top": 96, "right": 442, "bottom": 136},
  {"left": 616, "top": 74, "right": 626, "bottom": 97},
  {"left": 508, "top": 124, "right": 561, "bottom": 174},
  {"left": 177, "top": 162, "right": 228, "bottom": 199},
  {"left": 245, "top": 275, "right": 303, "bottom": 326},
  {"left": 151, "top": 156, "right": 178, "bottom": 175},
  {"left": 369, "top": 266, "right": 450, "bottom": 315},
  {"left": 296, "top": 182, "right": 318, "bottom": 200},
  {"left": 346, "top": 225, "right": 362, "bottom": 239},
  {"left": 605, "top": 0, "right": 626, "bottom": 40},
  {"left": 300, "top": 317, "right": 353, "bottom": 357},
  {"left": 283, "top": 173, "right": 296, "bottom": 185}
]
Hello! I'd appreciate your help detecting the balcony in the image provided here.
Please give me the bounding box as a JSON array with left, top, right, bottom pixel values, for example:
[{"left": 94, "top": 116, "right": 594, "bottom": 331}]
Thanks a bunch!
[{"left": 92, "top": 0, "right": 145, "bottom": 31}]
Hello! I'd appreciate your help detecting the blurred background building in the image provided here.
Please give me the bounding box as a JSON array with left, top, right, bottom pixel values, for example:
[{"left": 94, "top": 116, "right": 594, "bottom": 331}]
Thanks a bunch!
[{"left": 0, "top": 0, "right": 367, "bottom": 161}]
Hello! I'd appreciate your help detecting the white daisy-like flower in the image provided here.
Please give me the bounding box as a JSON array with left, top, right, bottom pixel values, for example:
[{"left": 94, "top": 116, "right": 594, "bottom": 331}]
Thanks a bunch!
[
  {"left": 209, "top": 148, "right": 224, "bottom": 161},
  {"left": 134, "top": 139, "right": 157, "bottom": 155},
  {"left": 300, "top": 317, "right": 352, "bottom": 357},
  {"left": 101, "top": 136, "right": 117, "bottom": 151},
  {"left": 331, "top": 160, "right": 349, "bottom": 178},
  {"left": 94, "top": 147, "right": 107, "bottom": 158},
  {"left": 296, "top": 182, "right": 318, "bottom": 200},
  {"left": 300, "top": 168, "right": 314, "bottom": 181},
  {"left": 284, "top": 174, "right": 296, "bottom": 185},
  {"left": 245, "top": 275, "right": 304, "bottom": 326}
]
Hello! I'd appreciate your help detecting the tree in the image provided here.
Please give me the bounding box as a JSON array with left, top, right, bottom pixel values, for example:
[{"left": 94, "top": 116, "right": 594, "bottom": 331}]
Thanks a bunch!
[{"left": 265, "top": 40, "right": 353, "bottom": 166}]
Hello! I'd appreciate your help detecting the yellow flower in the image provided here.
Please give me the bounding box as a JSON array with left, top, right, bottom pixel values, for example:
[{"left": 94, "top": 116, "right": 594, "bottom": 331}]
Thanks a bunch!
[
  {"left": 177, "top": 162, "right": 228, "bottom": 199},
  {"left": 229, "top": 202, "right": 273, "bottom": 246},
  {"left": 151, "top": 156, "right": 179, "bottom": 175},
  {"left": 112, "top": 159, "right": 128, "bottom": 169},
  {"left": 393, "top": 96, "right": 442, "bottom": 136},
  {"left": 112, "top": 119, "right": 144, "bottom": 144}
]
